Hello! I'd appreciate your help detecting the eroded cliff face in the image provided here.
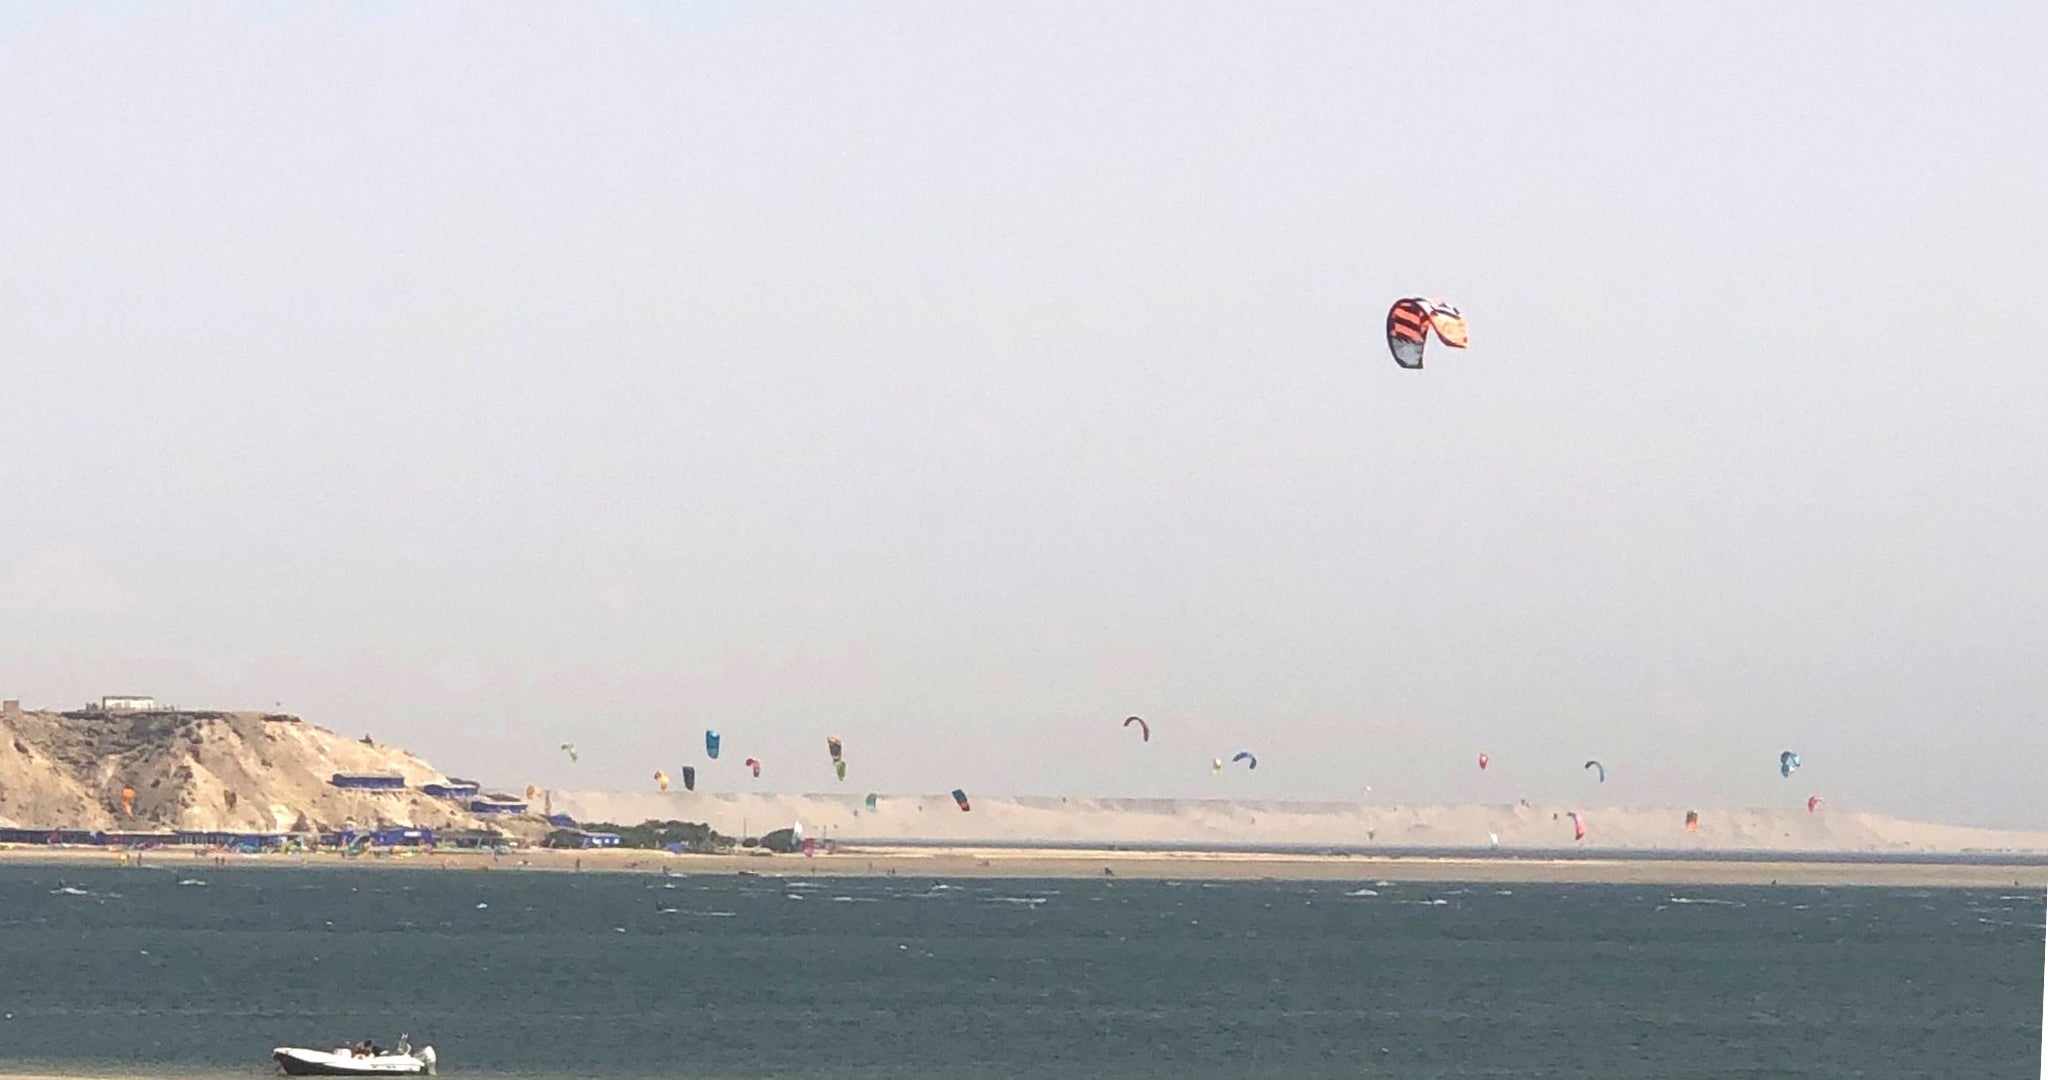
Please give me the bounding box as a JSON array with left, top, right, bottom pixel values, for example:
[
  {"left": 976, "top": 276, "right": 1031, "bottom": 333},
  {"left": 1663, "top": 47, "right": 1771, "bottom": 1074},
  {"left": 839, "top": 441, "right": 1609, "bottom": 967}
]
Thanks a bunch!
[{"left": 0, "top": 702, "right": 531, "bottom": 835}]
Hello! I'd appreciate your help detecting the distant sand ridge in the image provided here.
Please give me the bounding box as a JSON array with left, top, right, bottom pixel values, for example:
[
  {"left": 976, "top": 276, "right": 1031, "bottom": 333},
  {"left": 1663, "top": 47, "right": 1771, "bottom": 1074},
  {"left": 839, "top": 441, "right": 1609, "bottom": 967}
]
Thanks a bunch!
[
  {"left": 552, "top": 790, "right": 2048, "bottom": 855},
  {"left": 4, "top": 699, "right": 2040, "bottom": 857}
]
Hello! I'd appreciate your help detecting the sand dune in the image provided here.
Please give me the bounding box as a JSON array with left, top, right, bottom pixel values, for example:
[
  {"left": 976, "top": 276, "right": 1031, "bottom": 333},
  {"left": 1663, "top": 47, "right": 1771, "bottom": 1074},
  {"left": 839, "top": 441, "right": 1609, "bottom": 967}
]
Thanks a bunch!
[{"left": 552, "top": 790, "right": 2048, "bottom": 855}]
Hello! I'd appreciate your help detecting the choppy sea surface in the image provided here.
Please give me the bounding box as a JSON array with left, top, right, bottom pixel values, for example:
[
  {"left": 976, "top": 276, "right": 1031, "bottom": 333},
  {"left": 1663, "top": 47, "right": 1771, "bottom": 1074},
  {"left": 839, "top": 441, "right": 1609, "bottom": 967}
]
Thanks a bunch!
[{"left": 0, "top": 864, "right": 2039, "bottom": 1079}]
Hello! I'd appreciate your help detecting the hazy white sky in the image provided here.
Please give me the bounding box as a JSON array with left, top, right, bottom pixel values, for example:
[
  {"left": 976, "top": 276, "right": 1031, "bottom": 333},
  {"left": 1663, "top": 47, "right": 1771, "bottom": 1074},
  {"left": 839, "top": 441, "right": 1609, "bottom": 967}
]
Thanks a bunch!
[{"left": 3, "top": 4, "right": 2043, "bottom": 827}]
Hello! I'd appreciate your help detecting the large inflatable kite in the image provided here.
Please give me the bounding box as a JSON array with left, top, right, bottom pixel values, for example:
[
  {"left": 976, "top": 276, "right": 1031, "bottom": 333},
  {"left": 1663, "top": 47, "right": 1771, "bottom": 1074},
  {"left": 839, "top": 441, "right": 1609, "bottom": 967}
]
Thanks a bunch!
[{"left": 1386, "top": 297, "right": 1469, "bottom": 369}]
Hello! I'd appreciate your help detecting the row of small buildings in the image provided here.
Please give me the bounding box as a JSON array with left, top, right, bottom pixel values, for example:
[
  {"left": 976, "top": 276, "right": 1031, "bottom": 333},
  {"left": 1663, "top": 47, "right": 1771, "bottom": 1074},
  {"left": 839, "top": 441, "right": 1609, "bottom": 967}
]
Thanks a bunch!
[
  {"left": 0, "top": 826, "right": 511, "bottom": 851},
  {"left": 330, "top": 772, "right": 531, "bottom": 815},
  {"left": 330, "top": 772, "right": 624, "bottom": 846},
  {"left": 0, "top": 823, "right": 627, "bottom": 851},
  {"left": 3, "top": 824, "right": 626, "bottom": 851}
]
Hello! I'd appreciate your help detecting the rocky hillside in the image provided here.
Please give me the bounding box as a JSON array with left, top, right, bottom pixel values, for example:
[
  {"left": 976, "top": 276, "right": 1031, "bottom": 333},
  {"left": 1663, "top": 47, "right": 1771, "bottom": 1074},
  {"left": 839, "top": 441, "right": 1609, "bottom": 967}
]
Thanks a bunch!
[{"left": 0, "top": 702, "right": 532, "bottom": 836}]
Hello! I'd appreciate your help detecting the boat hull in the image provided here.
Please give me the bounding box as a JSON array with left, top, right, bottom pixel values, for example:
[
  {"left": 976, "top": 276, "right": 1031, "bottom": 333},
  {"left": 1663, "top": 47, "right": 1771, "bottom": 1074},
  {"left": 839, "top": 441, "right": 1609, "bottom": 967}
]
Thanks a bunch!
[{"left": 273, "top": 1048, "right": 434, "bottom": 1076}]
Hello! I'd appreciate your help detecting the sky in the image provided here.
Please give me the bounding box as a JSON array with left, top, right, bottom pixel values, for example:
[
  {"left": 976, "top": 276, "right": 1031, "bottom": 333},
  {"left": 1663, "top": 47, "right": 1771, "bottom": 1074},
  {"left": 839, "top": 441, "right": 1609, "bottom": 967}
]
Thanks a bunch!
[{"left": 2, "top": 3, "right": 2043, "bottom": 828}]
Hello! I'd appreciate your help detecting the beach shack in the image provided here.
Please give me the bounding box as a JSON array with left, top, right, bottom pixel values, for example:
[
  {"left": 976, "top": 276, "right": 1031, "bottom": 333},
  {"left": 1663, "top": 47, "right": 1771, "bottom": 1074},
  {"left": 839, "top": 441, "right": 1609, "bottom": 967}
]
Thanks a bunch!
[
  {"left": 437, "top": 828, "right": 507, "bottom": 850},
  {"left": 330, "top": 772, "right": 407, "bottom": 791},
  {"left": 422, "top": 778, "right": 481, "bottom": 799},
  {"left": 174, "top": 830, "right": 287, "bottom": 852},
  {"left": 0, "top": 828, "right": 98, "bottom": 845},
  {"left": 100, "top": 830, "right": 182, "bottom": 849},
  {"left": 543, "top": 829, "right": 620, "bottom": 849}
]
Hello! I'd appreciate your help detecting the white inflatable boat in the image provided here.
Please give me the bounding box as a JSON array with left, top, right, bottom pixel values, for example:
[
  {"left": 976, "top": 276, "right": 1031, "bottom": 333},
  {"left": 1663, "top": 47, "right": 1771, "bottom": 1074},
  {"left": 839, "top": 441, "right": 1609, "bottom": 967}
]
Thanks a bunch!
[{"left": 273, "top": 1040, "right": 436, "bottom": 1076}]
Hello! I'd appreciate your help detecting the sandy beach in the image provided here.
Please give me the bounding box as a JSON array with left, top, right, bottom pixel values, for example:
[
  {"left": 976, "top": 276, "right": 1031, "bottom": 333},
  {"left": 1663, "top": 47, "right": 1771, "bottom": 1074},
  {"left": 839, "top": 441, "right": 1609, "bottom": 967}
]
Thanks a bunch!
[{"left": 3, "top": 842, "right": 2041, "bottom": 889}]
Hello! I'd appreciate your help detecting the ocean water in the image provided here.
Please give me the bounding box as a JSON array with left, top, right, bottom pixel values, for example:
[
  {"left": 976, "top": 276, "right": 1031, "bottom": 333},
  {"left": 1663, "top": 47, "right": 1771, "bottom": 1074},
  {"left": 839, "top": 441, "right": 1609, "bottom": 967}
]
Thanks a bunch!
[{"left": 0, "top": 864, "right": 2038, "bottom": 1079}]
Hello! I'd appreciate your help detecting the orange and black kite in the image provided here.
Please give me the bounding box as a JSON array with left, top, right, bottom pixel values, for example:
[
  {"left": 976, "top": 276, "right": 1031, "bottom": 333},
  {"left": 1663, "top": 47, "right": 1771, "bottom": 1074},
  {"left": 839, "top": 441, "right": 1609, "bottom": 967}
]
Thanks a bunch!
[{"left": 1386, "top": 297, "right": 1469, "bottom": 369}]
